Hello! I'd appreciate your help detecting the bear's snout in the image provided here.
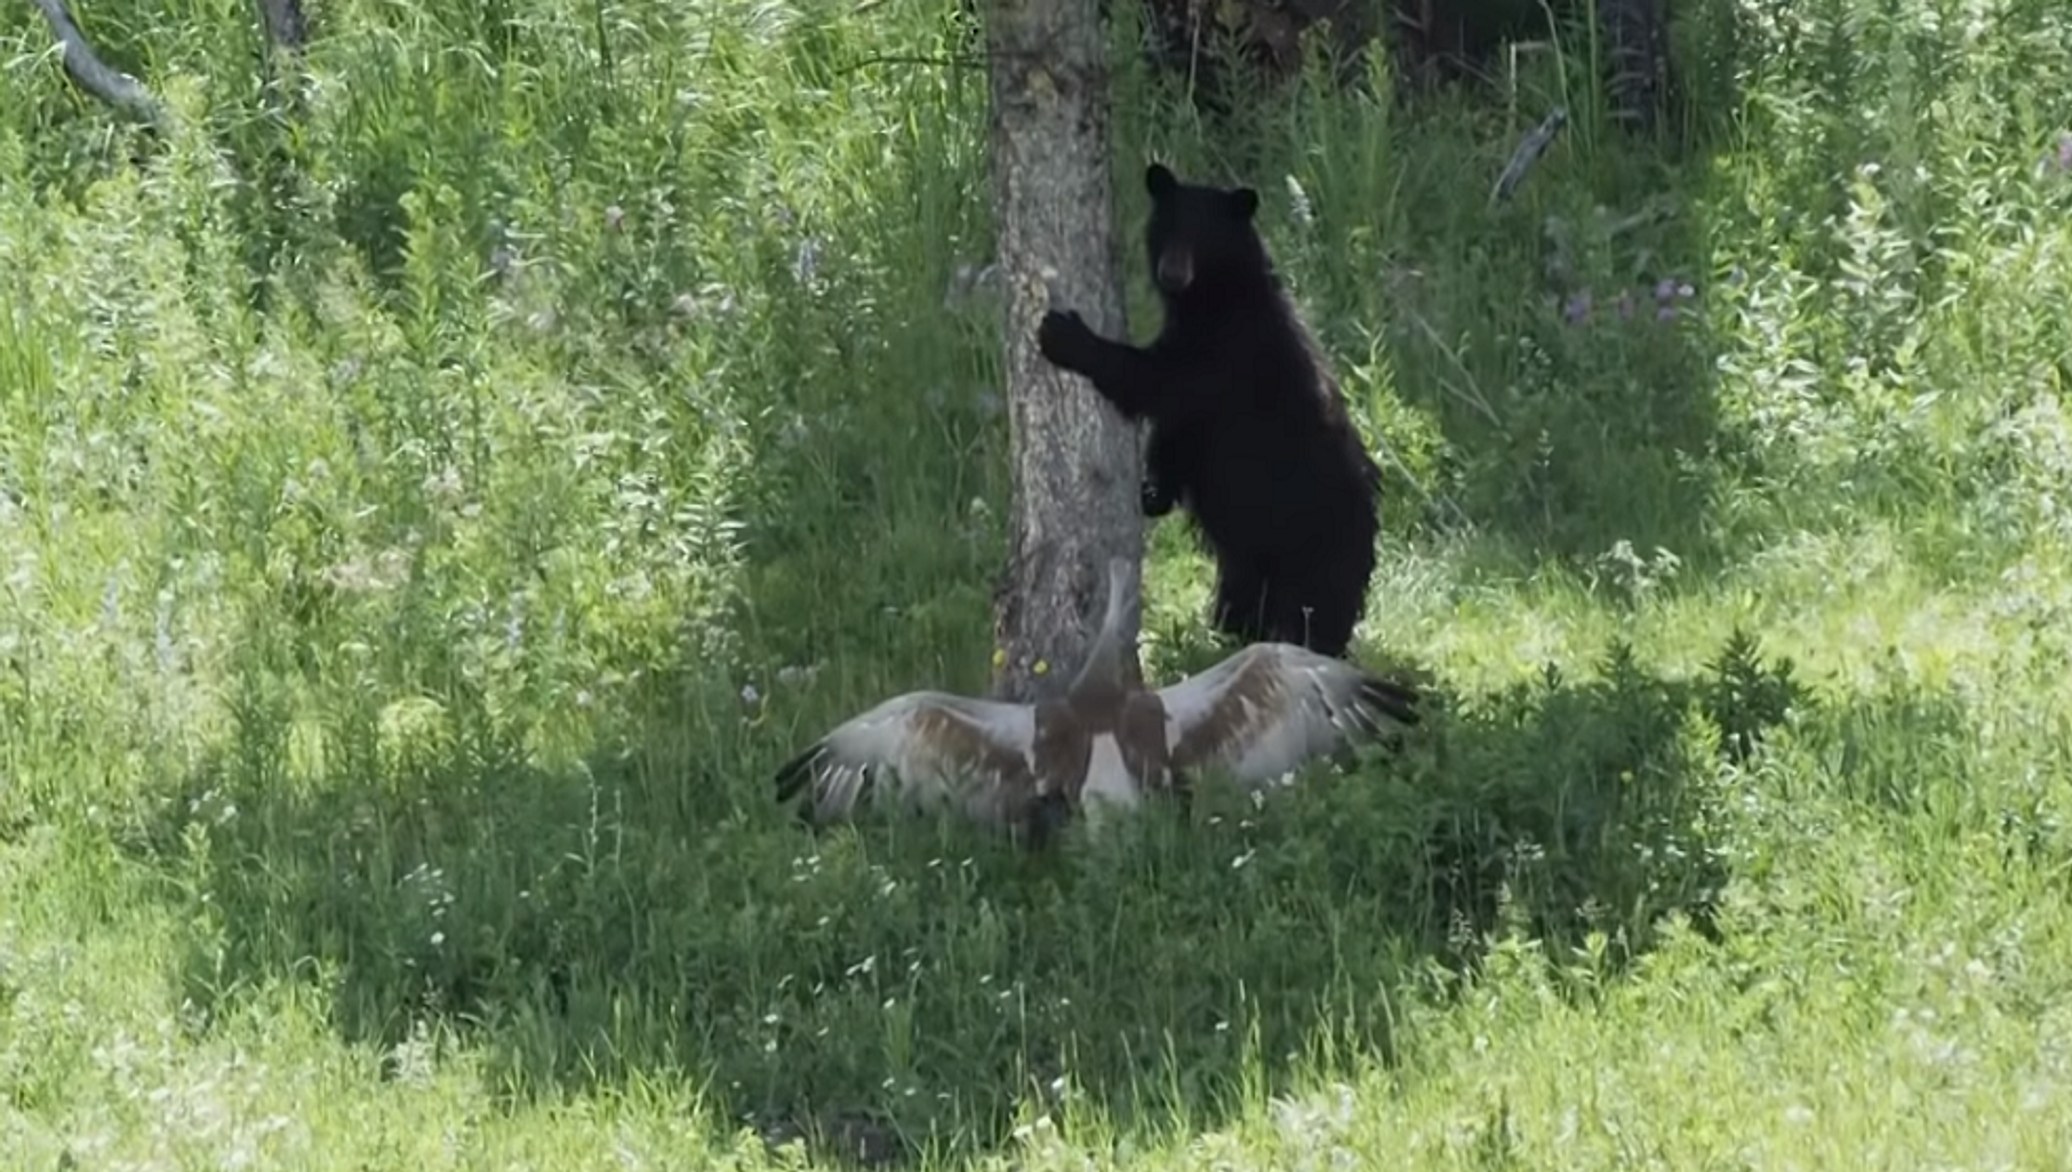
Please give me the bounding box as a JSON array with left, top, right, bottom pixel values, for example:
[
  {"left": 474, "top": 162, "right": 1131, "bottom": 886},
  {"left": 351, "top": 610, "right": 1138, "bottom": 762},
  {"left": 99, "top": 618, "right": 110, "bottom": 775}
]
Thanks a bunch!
[{"left": 1155, "top": 248, "right": 1194, "bottom": 292}]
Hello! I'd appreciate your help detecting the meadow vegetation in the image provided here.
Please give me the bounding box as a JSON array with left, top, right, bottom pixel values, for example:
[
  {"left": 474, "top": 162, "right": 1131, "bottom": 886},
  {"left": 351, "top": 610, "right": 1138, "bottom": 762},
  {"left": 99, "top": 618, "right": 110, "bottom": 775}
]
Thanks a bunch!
[{"left": 4, "top": 0, "right": 2072, "bottom": 1165}]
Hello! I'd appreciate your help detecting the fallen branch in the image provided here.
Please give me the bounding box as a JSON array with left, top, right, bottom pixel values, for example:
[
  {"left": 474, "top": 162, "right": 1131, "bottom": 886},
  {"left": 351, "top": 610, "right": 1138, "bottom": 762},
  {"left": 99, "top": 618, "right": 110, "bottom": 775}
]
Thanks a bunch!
[
  {"left": 26, "top": 0, "right": 167, "bottom": 126},
  {"left": 1489, "top": 106, "right": 1567, "bottom": 206},
  {"left": 1605, "top": 201, "right": 1675, "bottom": 238}
]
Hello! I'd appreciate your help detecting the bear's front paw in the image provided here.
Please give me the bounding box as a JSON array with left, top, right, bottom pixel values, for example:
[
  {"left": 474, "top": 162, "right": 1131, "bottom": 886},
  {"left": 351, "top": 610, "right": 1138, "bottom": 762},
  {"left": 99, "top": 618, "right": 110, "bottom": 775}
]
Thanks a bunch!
[{"left": 1037, "top": 309, "right": 1097, "bottom": 373}]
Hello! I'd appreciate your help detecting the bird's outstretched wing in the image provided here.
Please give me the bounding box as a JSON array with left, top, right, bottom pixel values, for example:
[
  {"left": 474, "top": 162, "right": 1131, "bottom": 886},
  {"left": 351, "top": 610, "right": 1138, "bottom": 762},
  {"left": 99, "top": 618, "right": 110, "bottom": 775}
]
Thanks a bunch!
[
  {"left": 774, "top": 691, "right": 1042, "bottom": 827},
  {"left": 1156, "top": 644, "right": 1419, "bottom": 787}
]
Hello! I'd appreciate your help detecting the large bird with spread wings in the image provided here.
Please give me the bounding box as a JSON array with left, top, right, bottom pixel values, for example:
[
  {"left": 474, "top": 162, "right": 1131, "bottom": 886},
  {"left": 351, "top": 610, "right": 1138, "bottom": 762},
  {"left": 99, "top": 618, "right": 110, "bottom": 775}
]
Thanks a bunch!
[{"left": 772, "top": 557, "right": 1421, "bottom": 843}]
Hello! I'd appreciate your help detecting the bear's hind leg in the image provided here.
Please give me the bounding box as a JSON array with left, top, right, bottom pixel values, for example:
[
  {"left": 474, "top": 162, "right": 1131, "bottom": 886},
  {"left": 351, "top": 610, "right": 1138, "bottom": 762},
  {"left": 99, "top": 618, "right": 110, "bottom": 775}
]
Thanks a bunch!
[
  {"left": 1209, "top": 559, "right": 1273, "bottom": 648},
  {"left": 1264, "top": 543, "right": 1375, "bottom": 658}
]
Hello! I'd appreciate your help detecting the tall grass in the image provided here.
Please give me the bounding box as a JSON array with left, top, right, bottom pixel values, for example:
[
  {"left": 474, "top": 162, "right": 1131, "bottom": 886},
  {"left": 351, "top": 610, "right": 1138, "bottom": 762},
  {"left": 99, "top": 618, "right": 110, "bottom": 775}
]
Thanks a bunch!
[{"left": 4, "top": 0, "right": 2072, "bottom": 1166}]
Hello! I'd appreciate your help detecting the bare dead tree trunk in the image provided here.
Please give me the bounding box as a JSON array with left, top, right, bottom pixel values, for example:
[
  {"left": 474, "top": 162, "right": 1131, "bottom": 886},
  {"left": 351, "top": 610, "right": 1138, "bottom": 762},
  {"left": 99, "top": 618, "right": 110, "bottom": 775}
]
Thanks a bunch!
[
  {"left": 27, "top": 0, "right": 166, "bottom": 126},
  {"left": 984, "top": 0, "right": 1145, "bottom": 703},
  {"left": 27, "top": 0, "right": 309, "bottom": 124}
]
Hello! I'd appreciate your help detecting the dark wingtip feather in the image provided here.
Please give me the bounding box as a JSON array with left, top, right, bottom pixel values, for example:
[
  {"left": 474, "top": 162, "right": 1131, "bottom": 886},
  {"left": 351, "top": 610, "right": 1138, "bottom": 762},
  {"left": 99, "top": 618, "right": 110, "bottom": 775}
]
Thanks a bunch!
[
  {"left": 773, "top": 743, "right": 824, "bottom": 804},
  {"left": 1358, "top": 674, "right": 1423, "bottom": 727}
]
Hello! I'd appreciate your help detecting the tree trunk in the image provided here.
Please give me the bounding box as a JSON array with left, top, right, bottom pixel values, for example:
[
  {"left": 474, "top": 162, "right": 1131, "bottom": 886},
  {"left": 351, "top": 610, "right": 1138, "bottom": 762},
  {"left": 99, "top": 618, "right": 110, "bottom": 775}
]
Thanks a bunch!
[
  {"left": 255, "top": 0, "right": 308, "bottom": 51},
  {"left": 984, "top": 0, "right": 1146, "bottom": 703},
  {"left": 1599, "top": 0, "right": 1675, "bottom": 134}
]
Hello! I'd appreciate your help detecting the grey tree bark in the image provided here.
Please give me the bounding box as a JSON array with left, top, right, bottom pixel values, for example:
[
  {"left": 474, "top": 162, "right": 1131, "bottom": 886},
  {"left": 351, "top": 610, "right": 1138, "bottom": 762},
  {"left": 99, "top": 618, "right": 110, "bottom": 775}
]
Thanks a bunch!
[
  {"left": 984, "top": 0, "right": 1145, "bottom": 703},
  {"left": 256, "top": 0, "right": 307, "bottom": 51}
]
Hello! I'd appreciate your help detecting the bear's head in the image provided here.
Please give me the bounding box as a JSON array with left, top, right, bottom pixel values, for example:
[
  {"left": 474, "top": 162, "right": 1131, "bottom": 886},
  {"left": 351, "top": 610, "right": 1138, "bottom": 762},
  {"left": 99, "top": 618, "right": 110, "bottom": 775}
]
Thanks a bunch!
[{"left": 1142, "top": 162, "right": 1268, "bottom": 297}]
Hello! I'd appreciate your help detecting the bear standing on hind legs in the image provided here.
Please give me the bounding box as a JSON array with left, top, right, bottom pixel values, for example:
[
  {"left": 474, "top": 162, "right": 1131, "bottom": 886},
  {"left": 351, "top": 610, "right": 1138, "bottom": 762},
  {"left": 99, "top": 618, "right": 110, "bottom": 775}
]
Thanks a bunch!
[{"left": 1037, "top": 162, "right": 1383, "bottom": 659}]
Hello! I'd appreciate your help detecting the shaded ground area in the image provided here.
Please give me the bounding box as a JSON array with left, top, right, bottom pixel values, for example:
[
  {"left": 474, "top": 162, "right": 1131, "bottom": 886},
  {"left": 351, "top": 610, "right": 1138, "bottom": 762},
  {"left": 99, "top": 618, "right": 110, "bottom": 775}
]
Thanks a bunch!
[{"left": 142, "top": 609, "right": 1802, "bottom": 1163}]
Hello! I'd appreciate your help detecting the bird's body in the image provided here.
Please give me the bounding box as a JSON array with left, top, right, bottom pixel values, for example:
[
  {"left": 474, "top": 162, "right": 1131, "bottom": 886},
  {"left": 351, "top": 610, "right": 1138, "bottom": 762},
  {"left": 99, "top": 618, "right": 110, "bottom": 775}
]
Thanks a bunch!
[{"left": 773, "top": 558, "right": 1420, "bottom": 842}]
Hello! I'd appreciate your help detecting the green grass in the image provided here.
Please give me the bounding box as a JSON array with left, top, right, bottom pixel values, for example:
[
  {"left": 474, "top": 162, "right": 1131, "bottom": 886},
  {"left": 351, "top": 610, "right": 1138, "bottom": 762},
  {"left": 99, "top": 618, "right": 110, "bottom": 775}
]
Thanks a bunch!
[{"left": 5, "top": 0, "right": 2072, "bottom": 1165}]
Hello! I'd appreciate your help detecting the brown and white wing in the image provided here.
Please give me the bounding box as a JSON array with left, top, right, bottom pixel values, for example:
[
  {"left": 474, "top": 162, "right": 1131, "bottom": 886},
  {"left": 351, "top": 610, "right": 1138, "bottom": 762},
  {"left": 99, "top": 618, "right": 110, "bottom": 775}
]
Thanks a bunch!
[
  {"left": 1156, "top": 644, "right": 1420, "bottom": 789},
  {"left": 774, "top": 690, "right": 1040, "bottom": 827}
]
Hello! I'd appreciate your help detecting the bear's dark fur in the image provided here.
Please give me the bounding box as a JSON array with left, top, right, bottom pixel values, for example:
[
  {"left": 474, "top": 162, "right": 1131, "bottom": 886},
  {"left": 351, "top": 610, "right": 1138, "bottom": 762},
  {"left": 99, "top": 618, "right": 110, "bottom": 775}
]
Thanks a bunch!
[{"left": 1037, "top": 162, "right": 1383, "bottom": 659}]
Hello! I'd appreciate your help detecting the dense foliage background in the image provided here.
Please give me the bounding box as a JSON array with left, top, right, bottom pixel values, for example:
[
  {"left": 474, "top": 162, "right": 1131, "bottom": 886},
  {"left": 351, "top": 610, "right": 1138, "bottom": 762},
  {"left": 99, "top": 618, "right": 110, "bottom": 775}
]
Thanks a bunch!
[{"left": 4, "top": 0, "right": 2071, "bottom": 1166}]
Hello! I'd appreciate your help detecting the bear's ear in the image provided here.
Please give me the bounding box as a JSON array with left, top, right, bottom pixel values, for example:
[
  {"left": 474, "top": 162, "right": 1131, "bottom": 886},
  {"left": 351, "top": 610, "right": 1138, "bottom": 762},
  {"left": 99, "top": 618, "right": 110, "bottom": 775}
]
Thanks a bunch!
[
  {"left": 1146, "top": 163, "right": 1178, "bottom": 198},
  {"left": 1229, "top": 187, "right": 1260, "bottom": 220}
]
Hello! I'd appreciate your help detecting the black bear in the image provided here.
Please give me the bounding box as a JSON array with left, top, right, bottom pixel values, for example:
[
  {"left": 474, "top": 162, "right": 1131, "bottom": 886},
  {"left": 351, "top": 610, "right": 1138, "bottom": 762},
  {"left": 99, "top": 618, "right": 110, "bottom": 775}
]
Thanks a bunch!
[{"left": 1037, "top": 162, "right": 1383, "bottom": 659}]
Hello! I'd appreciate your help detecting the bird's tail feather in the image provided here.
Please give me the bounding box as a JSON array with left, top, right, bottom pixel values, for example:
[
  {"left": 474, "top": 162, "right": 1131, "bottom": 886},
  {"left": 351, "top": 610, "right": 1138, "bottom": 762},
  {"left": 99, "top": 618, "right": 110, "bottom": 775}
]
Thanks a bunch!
[
  {"left": 1358, "top": 674, "right": 1422, "bottom": 728},
  {"left": 773, "top": 744, "right": 825, "bottom": 805}
]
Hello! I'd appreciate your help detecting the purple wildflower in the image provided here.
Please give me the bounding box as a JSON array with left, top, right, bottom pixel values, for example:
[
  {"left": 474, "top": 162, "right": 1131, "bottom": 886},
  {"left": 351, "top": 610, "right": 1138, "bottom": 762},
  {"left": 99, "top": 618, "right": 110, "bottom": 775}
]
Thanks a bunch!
[
  {"left": 1562, "top": 289, "right": 1593, "bottom": 324},
  {"left": 2057, "top": 131, "right": 2072, "bottom": 170},
  {"left": 1653, "top": 277, "right": 1677, "bottom": 301},
  {"left": 1655, "top": 304, "right": 1677, "bottom": 322}
]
